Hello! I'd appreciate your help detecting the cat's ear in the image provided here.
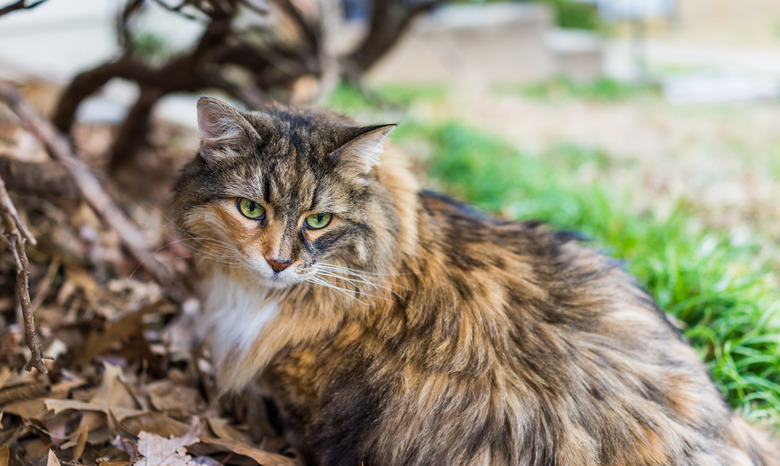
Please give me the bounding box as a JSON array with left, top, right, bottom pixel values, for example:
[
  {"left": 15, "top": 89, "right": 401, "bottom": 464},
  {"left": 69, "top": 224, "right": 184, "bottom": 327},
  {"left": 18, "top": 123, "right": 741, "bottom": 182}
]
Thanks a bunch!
[
  {"left": 331, "top": 124, "right": 396, "bottom": 175},
  {"left": 197, "top": 97, "right": 259, "bottom": 161}
]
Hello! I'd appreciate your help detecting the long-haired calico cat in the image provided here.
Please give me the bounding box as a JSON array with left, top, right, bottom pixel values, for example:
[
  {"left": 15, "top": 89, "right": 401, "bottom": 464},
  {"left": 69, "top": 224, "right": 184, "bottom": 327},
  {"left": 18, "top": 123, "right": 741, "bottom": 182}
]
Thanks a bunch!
[{"left": 173, "top": 97, "right": 779, "bottom": 465}]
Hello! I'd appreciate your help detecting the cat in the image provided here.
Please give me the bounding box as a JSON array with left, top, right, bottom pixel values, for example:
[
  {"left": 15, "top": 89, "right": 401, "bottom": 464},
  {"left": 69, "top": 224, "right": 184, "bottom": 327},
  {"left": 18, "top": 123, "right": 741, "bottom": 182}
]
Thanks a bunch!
[{"left": 173, "top": 97, "right": 780, "bottom": 465}]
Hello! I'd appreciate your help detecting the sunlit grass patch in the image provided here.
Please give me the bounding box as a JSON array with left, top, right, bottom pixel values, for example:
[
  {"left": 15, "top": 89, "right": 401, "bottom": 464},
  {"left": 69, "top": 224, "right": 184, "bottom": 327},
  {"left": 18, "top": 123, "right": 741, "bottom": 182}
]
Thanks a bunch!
[
  {"left": 495, "top": 76, "right": 658, "bottom": 102},
  {"left": 326, "top": 82, "right": 449, "bottom": 113}
]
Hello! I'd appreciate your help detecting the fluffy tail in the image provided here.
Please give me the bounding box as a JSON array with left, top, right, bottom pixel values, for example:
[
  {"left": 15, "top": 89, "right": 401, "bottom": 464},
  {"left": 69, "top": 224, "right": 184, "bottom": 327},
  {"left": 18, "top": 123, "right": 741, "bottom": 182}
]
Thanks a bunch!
[{"left": 728, "top": 416, "right": 780, "bottom": 466}]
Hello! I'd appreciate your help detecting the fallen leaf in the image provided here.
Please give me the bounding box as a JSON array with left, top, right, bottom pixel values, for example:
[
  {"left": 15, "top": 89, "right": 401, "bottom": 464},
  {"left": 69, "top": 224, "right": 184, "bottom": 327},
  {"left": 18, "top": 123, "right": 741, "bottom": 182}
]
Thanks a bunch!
[
  {"left": 206, "top": 417, "right": 251, "bottom": 444},
  {"left": 198, "top": 437, "right": 302, "bottom": 466},
  {"left": 19, "top": 438, "right": 49, "bottom": 464},
  {"left": 120, "top": 412, "right": 192, "bottom": 438},
  {"left": 3, "top": 399, "right": 48, "bottom": 421},
  {"left": 45, "top": 399, "right": 143, "bottom": 421},
  {"left": 147, "top": 380, "right": 204, "bottom": 415},
  {"left": 47, "top": 450, "right": 61, "bottom": 466},
  {"left": 0, "top": 368, "right": 38, "bottom": 391},
  {"left": 0, "top": 383, "right": 51, "bottom": 406},
  {"left": 59, "top": 423, "right": 89, "bottom": 461},
  {"left": 63, "top": 264, "right": 99, "bottom": 296},
  {"left": 50, "top": 378, "right": 88, "bottom": 397},
  {"left": 78, "top": 363, "right": 138, "bottom": 437},
  {"left": 136, "top": 417, "right": 199, "bottom": 466},
  {"left": 74, "top": 311, "right": 148, "bottom": 365},
  {"left": 0, "top": 445, "right": 8, "bottom": 466}
]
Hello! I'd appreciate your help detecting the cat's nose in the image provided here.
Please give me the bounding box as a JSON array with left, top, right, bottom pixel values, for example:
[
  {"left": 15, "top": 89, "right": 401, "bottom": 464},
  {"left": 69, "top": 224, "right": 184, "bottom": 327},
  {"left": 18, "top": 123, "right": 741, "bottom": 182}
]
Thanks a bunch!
[{"left": 265, "top": 257, "right": 292, "bottom": 273}]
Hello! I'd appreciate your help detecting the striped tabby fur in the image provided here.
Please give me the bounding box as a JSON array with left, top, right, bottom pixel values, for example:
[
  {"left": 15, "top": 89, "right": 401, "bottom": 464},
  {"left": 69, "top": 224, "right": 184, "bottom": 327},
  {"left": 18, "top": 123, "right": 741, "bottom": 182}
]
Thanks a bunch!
[{"left": 173, "top": 97, "right": 780, "bottom": 465}]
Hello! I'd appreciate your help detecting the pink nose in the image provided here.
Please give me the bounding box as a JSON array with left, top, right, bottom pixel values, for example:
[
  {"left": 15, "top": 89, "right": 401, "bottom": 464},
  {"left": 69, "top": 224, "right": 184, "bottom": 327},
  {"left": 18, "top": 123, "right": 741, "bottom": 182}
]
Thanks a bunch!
[{"left": 265, "top": 257, "right": 292, "bottom": 273}]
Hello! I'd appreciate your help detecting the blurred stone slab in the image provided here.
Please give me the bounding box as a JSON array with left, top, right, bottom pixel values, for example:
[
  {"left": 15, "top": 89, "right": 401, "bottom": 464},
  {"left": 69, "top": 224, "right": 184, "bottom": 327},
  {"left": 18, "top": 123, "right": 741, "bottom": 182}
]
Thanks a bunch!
[
  {"left": 363, "top": 3, "right": 603, "bottom": 85},
  {"left": 547, "top": 29, "right": 604, "bottom": 82},
  {"left": 663, "top": 73, "right": 780, "bottom": 104}
]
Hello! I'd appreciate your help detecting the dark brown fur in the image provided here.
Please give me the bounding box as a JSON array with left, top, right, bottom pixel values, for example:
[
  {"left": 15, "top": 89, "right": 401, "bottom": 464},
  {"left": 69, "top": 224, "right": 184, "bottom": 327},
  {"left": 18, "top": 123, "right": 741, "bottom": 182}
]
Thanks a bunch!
[{"left": 173, "top": 98, "right": 780, "bottom": 465}]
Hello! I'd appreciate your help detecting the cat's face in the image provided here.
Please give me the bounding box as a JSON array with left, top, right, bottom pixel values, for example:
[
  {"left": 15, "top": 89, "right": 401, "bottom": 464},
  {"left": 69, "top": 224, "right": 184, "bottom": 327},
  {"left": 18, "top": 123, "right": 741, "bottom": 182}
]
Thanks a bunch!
[{"left": 173, "top": 98, "right": 396, "bottom": 289}]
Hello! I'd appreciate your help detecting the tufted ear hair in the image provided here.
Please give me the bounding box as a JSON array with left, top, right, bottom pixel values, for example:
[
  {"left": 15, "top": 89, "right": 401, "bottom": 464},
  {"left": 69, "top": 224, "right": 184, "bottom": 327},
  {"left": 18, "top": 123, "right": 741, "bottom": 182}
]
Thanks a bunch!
[
  {"left": 197, "top": 97, "right": 260, "bottom": 162},
  {"left": 330, "top": 124, "right": 396, "bottom": 175}
]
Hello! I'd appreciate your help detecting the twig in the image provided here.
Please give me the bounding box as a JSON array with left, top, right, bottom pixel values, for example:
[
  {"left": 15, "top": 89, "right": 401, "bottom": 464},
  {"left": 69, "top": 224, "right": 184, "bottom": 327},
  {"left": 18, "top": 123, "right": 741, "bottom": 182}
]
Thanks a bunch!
[
  {"left": 0, "top": 155, "right": 80, "bottom": 199},
  {"left": 0, "top": 0, "right": 48, "bottom": 18},
  {"left": 0, "top": 175, "right": 51, "bottom": 373},
  {"left": 0, "top": 81, "right": 183, "bottom": 297}
]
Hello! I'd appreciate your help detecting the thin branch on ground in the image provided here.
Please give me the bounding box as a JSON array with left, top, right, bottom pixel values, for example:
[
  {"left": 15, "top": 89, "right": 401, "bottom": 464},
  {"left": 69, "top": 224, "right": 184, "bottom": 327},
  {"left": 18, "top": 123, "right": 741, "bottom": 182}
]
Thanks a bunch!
[
  {"left": 0, "top": 81, "right": 184, "bottom": 298},
  {"left": 0, "top": 155, "right": 80, "bottom": 199},
  {"left": 0, "top": 174, "right": 51, "bottom": 373}
]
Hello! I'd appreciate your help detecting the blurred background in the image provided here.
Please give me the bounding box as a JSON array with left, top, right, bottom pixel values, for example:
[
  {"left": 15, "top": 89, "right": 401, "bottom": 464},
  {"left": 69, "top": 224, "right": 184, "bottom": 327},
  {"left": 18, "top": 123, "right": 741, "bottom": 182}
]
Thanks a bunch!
[{"left": 0, "top": 0, "right": 779, "bottom": 464}]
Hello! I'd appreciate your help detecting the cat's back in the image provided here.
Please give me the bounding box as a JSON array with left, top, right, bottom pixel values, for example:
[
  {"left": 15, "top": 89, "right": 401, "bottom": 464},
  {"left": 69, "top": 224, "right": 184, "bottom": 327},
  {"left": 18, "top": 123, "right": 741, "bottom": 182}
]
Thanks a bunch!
[{"left": 408, "top": 191, "right": 765, "bottom": 465}]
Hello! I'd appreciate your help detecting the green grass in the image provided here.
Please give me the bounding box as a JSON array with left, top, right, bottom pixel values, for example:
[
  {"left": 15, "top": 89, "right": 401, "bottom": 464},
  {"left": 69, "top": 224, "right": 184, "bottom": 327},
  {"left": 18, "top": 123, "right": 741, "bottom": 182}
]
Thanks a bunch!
[
  {"left": 326, "top": 82, "right": 448, "bottom": 113},
  {"left": 393, "top": 121, "right": 780, "bottom": 427},
  {"left": 496, "top": 77, "right": 658, "bottom": 102}
]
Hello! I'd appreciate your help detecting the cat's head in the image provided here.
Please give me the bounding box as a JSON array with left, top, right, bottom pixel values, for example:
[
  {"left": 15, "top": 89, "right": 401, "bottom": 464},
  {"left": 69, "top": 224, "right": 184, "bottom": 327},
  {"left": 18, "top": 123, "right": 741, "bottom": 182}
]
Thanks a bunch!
[{"left": 173, "top": 98, "right": 399, "bottom": 289}]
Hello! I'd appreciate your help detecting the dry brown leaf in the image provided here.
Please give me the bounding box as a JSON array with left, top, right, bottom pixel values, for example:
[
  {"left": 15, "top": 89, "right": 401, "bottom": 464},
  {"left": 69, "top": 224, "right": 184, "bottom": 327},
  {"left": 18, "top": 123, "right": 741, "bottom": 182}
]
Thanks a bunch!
[
  {"left": 86, "top": 427, "right": 112, "bottom": 446},
  {"left": 119, "top": 412, "right": 192, "bottom": 438},
  {"left": 19, "top": 438, "right": 49, "bottom": 464},
  {"left": 46, "top": 450, "right": 61, "bottom": 466},
  {"left": 78, "top": 363, "right": 138, "bottom": 436},
  {"left": 50, "top": 378, "right": 88, "bottom": 397},
  {"left": 136, "top": 419, "right": 199, "bottom": 466},
  {"left": 74, "top": 311, "right": 148, "bottom": 365},
  {"left": 73, "top": 423, "right": 89, "bottom": 460},
  {"left": 147, "top": 380, "right": 205, "bottom": 415},
  {"left": 3, "top": 398, "right": 48, "bottom": 421},
  {"left": 0, "top": 383, "right": 51, "bottom": 406},
  {"left": 206, "top": 417, "right": 252, "bottom": 444},
  {"left": 59, "top": 423, "right": 90, "bottom": 458},
  {"left": 0, "top": 444, "right": 9, "bottom": 466},
  {"left": 198, "top": 437, "right": 302, "bottom": 466},
  {"left": 0, "top": 367, "right": 37, "bottom": 391},
  {"left": 46, "top": 399, "right": 144, "bottom": 421},
  {"left": 63, "top": 264, "right": 99, "bottom": 296}
]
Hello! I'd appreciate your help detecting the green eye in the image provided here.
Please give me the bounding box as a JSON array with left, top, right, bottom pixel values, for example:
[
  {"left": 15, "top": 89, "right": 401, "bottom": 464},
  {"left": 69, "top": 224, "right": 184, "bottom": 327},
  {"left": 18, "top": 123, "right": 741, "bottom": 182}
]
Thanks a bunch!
[
  {"left": 237, "top": 198, "right": 265, "bottom": 219},
  {"left": 305, "top": 213, "right": 332, "bottom": 229}
]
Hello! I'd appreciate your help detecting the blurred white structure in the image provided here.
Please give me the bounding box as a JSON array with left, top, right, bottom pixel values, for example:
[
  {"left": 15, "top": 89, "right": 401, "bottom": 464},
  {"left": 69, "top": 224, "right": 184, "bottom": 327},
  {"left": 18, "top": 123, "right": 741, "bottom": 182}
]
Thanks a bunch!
[
  {"left": 591, "top": 0, "right": 676, "bottom": 21},
  {"left": 364, "top": 2, "right": 604, "bottom": 85}
]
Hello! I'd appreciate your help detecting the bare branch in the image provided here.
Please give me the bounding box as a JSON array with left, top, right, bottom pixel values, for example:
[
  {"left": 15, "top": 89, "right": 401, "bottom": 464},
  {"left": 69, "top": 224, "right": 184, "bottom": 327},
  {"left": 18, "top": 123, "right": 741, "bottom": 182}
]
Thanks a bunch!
[
  {"left": 346, "top": 0, "right": 449, "bottom": 73},
  {"left": 0, "top": 0, "right": 48, "bottom": 18},
  {"left": 151, "top": 0, "right": 208, "bottom": 22},
  {"left": 0, "top": 175, "right": 51, "bottom": 373},
  {"left": 0, "top": 81, "right": 183, "bottom": 297},
  {"left": 118, "top": 0, "right": 145, "bottom": 49},
  {"left": 0, "top": 155, "right": 80, "bottom": 199}
]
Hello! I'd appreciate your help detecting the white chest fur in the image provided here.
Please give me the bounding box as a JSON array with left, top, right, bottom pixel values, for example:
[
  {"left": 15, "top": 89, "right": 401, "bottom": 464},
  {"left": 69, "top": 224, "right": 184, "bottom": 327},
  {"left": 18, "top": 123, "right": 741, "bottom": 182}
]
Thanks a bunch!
[{"left": 200, "top": 270, "right": 280, "bottom": 376}]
